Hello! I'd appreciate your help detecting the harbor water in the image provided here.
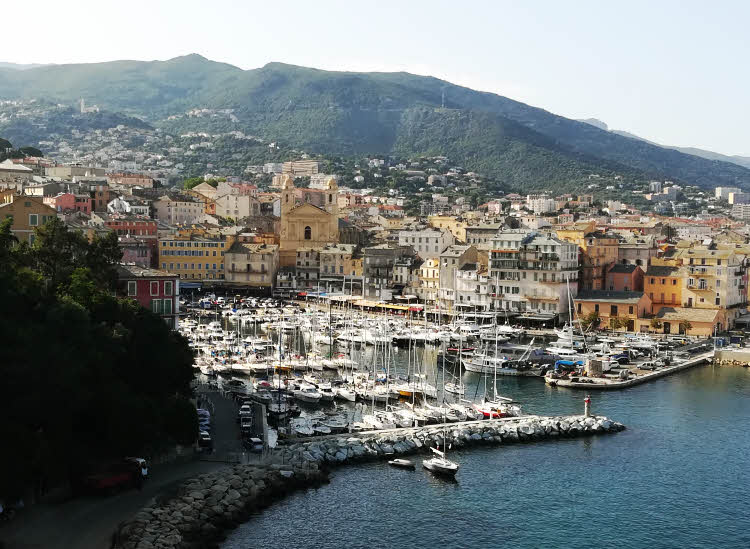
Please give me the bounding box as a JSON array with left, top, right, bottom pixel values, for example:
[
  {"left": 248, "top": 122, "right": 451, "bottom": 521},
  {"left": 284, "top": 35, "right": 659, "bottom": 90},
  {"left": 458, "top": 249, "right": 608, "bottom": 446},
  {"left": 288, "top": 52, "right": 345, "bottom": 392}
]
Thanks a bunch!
[{"left": 222, "top": 357, "right": 750, "bottom": 549}]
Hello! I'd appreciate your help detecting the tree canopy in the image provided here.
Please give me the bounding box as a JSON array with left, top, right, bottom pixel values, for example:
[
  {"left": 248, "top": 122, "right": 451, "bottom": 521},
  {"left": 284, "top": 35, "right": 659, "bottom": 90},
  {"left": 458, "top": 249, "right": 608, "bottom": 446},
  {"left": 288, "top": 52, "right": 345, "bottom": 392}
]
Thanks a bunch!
[{"left": 0, "top": 219, "right": 196, "bottom": 500}]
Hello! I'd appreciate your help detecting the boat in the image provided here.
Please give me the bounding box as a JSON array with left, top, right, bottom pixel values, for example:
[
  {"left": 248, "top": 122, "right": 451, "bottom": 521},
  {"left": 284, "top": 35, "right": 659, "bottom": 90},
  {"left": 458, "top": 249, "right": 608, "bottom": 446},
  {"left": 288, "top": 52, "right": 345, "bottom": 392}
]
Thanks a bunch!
[
  {"left": 334, "top": 387, "right": 356, "bottom": 402},
  {"left": 444, "top": 382, "right": 464, "bottom": 396},
  {"left": 294, "top": 385, "right": 322, "bottom": 403},
  {"left": 388, "top": 458, "right": 416, "bottom": 469},
  {"left": 422, "top": 446, "right": 459, "bottom": 477}
]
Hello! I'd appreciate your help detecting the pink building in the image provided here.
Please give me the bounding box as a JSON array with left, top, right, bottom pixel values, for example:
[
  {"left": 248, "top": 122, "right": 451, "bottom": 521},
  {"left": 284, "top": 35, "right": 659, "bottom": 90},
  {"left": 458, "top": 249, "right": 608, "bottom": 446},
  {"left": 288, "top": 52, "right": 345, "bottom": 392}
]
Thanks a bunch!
[
  {"left": 44, "top": 192, "right": 92, "bottom": 214},
  {"left": 606, "top": 264, "right": 644, "bottom": 292},
  {"left": 119, "top": 236, "right": 153, "bottom": 268},
  {"left": 116, "top": 264, "right": 180, "bottom": 329}
]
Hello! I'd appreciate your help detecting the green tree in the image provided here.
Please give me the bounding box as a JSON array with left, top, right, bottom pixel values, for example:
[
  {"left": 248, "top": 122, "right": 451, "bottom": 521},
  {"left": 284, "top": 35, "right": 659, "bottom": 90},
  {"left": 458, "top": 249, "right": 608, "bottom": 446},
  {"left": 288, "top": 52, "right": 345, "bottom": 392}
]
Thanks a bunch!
[
  {"left": 679, "top": 320, "right": 693, "bottom": 334},
  {"left": 580, "top": 311, "right": 601, "bottom": 331},
  {"left": 0, "top": 218, "right": 195, "bottom": 501},
  {"left": 649, "top": 317, "right": 663, "bottom": 332}
]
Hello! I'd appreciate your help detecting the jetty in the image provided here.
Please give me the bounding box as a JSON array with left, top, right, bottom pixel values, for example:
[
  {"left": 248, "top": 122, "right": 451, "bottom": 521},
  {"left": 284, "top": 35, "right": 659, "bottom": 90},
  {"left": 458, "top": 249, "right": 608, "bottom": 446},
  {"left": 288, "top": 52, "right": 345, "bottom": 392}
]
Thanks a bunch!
[
  {"left": 113, "top": 412, "right": 624, "bottom": 549},
  {"left": 547, "top": 351, "right": 714, "bottom": 390}
]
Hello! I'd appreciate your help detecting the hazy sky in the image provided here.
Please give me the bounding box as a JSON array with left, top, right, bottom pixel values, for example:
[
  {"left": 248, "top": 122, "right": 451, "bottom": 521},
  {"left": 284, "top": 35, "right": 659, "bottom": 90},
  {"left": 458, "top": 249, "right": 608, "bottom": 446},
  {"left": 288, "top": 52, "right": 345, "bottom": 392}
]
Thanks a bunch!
[{"left": 5, "top": 0, "right": 749, "bottom": 156}]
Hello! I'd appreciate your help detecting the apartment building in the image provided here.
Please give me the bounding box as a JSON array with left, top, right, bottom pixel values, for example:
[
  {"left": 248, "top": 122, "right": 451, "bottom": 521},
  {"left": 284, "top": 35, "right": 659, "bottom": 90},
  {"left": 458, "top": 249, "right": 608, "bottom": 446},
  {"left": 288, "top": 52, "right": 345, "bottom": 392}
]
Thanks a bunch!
[
  {"left": 153, "top": 195, "right": 205, "bottom": 225},
  {"left": 225, "top": 242, "right": 279, "bottom": 290},
  {"left": 489, "top": 230, "right": 578, "bottom": 319},
  {"left": 158, "top": 236, "right": 231, "bottom": 280},
  {"left": 398, "top": 227, "right": 455, "bottom": 258},
  {"left": 0, "top": 194, "right": 57, "bottom": 244}
]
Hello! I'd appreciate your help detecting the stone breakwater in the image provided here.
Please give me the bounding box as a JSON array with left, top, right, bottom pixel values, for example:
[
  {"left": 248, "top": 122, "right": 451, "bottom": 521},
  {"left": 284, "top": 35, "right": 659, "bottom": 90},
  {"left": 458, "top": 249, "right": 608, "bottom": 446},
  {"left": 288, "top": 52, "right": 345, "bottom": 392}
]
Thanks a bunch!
[
  {"left": 115, "top": 415, "right": 624, "bottom": 549},
  {"left": 277, "top": 415, "right": 625, "bottom": 467},
  {"left": 114, "top": 463, "right": 329, "bottom": 549}
]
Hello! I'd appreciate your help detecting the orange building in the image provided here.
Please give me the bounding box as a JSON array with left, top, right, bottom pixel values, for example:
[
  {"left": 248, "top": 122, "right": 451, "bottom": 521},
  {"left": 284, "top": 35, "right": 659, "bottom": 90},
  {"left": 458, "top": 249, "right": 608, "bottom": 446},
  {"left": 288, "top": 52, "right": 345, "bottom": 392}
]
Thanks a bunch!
[
  {"left": 574, "top": 290, "right": 652, "bottom": 332},
  {"left": 644, "top": 265, "right": 682, "bottom": 314}
]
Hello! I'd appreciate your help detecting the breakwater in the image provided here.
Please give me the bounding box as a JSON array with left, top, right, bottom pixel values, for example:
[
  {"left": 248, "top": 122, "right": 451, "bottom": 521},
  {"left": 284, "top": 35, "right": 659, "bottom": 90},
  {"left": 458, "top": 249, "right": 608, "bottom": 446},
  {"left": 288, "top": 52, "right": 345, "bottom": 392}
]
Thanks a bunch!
[{"left": 115, "top": 414, "right": 624, "bottom": 549}]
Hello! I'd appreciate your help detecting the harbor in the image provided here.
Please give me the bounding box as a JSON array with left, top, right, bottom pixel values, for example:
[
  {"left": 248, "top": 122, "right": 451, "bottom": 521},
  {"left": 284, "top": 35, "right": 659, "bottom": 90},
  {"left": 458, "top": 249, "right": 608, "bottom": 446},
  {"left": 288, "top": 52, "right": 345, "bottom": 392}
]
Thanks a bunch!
[{"left": 182, "top": 294, "right": 721, "bottom": 451}]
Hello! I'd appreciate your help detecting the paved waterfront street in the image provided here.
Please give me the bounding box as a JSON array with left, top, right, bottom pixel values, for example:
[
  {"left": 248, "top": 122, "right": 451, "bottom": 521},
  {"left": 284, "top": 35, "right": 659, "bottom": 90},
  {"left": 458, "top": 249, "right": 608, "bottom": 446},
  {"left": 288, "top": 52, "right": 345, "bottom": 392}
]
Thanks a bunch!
[
  {"left": 0, "top": 386, "right": 246, "bottom": 549},
  {"left": 0, "top": 459, "right": 227, "bottom": 549}
]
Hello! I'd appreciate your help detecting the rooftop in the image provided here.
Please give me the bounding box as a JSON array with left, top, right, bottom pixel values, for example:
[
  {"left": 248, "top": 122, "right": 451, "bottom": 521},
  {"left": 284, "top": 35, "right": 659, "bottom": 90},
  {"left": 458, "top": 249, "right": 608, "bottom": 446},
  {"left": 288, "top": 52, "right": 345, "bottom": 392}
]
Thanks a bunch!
[
  {"left": 575, "top": 290, "right": 646, "bottom": 304},
  {"left": 117, "top": 264, "right": 175, "bottom": 279},
  {"left": 608, "top": 264, "right": 639, "bottom": 274}
]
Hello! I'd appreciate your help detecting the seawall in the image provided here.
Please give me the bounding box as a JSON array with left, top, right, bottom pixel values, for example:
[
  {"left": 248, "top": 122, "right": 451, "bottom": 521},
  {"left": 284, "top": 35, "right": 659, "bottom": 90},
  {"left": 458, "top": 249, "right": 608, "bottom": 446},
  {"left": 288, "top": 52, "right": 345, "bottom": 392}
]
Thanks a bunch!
[{"left": 114, "top": 414, "right": 625, "bottom": 549}]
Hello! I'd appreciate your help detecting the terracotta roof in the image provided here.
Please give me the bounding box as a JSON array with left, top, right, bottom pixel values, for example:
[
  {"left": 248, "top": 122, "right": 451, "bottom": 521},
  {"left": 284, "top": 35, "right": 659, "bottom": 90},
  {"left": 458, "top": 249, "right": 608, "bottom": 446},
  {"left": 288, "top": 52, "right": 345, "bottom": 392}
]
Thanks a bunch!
[{"left": 655, "top": 307, "right": 719, "bottom": 323}]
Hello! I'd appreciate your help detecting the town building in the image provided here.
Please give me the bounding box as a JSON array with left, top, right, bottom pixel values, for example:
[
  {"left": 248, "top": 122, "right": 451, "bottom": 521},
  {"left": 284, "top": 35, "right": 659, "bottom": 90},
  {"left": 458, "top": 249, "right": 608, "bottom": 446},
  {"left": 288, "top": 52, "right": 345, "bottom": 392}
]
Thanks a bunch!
[
  {"left": 574, "top": 290, "right": 651, "bottom": 332},
  {"left": 0, "top": 194, "right": 57, "bottom": 244},
  {"left": 45, "top": 165, "right": 105, "bottom": 179},
  {"left": 224, "top": 242, "right": 279, "bottom": 291},
  {"left": 644, "top": 265, "right": 682, "bottom": 314},
  {"left": 153, "top": 195, "right": 205, "bottom": 225},
  {"left": 158, "top": 235, "right": 233, "bottom": 280},
  {"left": 279, "top": 175, "right": 339, "bottom": 267},
  {"left": 397, "top": 227, "right": 455, "bottom": 259},
  {"left": 116, "top": 264, "right": 180, "bottom": 329},
  {"left": 489, "top": 230, "right": 579, "bottom": 321},
  {"left": 282, "top": 160, "right": 319, "bottom": 177},
  {"left": 362, "top": 243, "right": 414, "bottom": 299},
  {"left": 605, "top": 264, "right": 644, "bottom": 292}
]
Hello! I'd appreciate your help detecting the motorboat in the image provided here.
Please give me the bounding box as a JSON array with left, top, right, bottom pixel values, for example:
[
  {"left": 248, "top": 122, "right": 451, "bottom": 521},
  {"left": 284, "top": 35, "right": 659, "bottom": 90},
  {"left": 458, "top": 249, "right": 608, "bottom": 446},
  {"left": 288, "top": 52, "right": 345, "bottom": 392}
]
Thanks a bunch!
[{"left": 294, "top": 385, "right": 322, "bottom": 403}]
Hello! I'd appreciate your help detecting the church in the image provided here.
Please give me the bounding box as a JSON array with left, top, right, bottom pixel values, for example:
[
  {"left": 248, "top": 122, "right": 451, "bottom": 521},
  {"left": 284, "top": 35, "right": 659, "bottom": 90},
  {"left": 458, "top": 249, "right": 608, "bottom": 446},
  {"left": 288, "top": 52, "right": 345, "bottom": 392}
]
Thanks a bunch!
[{"left": 279, "top": 174, "right": 339, "bottom": 267}]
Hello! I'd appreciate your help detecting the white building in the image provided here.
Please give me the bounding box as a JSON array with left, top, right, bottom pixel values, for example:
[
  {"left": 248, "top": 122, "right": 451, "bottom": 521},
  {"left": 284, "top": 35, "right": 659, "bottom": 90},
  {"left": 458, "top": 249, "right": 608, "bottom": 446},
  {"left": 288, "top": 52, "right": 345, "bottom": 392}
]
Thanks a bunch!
[
  {"left": 489, "top": 230, "right": 578, "bottom": 319},
  {"left": 715, "top": 187, "right": 741, "bottom": 200},
  {"left": 398, "top": 228, "right": 455, "bottom": 259},
  {"left": 526, "top": 194, "right": 556, "bottom": 214},
  {"left": 310, "top": 173, "right": 340, "bottom": 190}
]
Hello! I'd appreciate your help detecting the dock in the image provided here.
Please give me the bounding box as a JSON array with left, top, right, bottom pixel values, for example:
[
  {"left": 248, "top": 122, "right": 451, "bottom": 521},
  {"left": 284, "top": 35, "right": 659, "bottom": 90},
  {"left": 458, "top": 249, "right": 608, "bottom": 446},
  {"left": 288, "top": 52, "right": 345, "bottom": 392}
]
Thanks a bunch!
[{"left": 547, "top": 351, "right": 714, "bottom": 390}]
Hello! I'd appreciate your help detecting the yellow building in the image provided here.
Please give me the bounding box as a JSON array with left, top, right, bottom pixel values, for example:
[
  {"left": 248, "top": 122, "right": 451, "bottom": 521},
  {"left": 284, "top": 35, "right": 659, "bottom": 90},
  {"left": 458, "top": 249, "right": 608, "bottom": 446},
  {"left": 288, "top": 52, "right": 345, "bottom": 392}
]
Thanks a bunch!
[
  {"left": 158, "top": 235, "right": 236, "bottom": 280},
  {"left": 319, "top": 243, "right": 356, "bottom": 277},
  {"left": 418, "top": 257, "right": 440, "bottom": 303},
  {"left": 428, "top": 215, "right": 468, "bottom": 242},
  {"left": 0, "top": 194, "right": 57, "bottom": 244},
  {"left": 555, "top": 221, "right": 596, "bottom": 249},
  {"left": 279, "top": 175, "right": 339, "bottom": 267}
]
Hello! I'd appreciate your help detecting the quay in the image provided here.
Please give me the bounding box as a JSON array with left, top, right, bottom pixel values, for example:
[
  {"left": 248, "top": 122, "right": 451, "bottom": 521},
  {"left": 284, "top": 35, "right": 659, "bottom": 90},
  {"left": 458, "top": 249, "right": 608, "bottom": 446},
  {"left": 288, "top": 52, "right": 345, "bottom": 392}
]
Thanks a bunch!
[{"left": 547, "top": 351, "right": 714, "bottom": 390}]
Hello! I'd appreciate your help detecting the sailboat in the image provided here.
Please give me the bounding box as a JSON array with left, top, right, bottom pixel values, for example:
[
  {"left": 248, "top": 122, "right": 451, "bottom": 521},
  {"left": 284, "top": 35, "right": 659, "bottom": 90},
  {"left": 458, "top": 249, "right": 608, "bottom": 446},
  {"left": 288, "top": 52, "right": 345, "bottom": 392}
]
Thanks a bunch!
[{"left": 423, "top": 441, "right": 459, "bottom": 476}]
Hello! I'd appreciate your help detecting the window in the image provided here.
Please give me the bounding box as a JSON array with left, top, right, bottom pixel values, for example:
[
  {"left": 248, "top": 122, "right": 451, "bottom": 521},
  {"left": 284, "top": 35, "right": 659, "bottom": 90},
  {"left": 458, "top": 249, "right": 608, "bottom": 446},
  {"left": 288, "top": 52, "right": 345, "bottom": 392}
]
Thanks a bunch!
[
  {"left": 577, "top": 303, "right": 582, "bottom": 314},
  {"left": 163, "top": 298, "right": 172, "bottom": 315},
  {"left": 672, "top": 279, "right": 677, "bottom": 285},
  {"left": 151, "top": 299, "right": 161, "bottom": 314},
  {"left": 164, "top": 281, "right": 173, "bottom": 296},
  {"left": 29, "top": 233, "right": 36, "bottom": 245},
  {"left": 595, "top": 304, "right": 599, "bottom": 313},
  {"left": 150, "top": 281, "right": 159, "bottom": 296},
  {"left": 611, "top": 305, "right": 618, "bottom": 315},
  {"left": 629, "top": 306, "right": 634, "bottom": 314},
  {"left": 29, "top": 214, "right": 38, "bottom": 226},
  {"left": 128, "top": 281, "right": 137, "bottom": 296},
  {"left": 304, "top": 226, "right": 312, "bottom": 240}
]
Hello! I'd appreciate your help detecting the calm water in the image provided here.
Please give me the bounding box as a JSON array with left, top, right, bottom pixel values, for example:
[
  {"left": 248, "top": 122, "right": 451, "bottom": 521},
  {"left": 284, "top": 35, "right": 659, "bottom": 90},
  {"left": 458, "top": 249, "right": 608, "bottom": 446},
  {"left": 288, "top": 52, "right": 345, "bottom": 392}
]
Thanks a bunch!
[{"left": 222, "top": 359, "right": 750, "bottom": 549}]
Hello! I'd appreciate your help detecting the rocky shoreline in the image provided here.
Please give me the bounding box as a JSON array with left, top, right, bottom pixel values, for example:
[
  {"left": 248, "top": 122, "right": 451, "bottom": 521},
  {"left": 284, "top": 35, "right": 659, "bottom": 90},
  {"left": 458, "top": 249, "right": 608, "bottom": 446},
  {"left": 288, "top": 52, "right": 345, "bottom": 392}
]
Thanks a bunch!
[{"left": 115, "top": 415, "right": 624, "bottom": 549}]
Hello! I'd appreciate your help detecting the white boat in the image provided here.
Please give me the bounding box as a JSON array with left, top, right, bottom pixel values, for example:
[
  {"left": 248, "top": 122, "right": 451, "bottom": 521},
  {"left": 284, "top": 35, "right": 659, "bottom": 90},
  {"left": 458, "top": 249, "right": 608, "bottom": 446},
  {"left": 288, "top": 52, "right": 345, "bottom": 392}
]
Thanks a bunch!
[
  {"left": 423, "top": 447, "right": 459, "bottom": 476},
  {"left": 334, "top": 386, "right": 356, "bottom": 402},
  {"left": 388, "top": 458, "right": 415, "bottom": 469},
  {"left": 444, "top": 382, "right": 464, "bottom": 396},
  {"left": 294, "top": 385, "right": 322, "bottom": 403}
]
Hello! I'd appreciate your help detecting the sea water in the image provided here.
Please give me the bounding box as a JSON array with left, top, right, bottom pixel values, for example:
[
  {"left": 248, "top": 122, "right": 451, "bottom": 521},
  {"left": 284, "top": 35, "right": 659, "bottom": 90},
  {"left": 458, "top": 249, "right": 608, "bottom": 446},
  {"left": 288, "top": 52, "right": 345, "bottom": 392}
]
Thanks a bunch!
[{"left": 223, "top": 355, "right": 750, "bottom": 549}]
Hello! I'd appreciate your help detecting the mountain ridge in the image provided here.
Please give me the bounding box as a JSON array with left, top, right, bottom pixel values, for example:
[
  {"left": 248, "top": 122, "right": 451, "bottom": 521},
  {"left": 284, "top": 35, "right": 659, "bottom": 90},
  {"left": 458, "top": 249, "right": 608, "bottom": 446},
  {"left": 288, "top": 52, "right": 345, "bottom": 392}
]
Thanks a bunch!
[{"left": 1, "top": 55, "right": 749, "bottom": 191}]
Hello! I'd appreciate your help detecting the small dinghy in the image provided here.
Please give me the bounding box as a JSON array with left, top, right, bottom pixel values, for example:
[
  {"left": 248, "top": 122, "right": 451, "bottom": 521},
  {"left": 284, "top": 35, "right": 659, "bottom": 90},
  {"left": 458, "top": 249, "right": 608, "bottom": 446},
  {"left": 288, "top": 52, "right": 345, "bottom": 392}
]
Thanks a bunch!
[{"left": 388, "top": 459, "right": 415, "bottom": 470}]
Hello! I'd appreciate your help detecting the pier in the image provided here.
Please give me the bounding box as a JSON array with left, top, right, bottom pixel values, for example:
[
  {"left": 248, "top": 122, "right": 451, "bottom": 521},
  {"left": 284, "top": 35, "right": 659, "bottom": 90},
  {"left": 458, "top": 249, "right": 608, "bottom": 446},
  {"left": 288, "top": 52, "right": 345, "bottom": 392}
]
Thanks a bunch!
[{"left": 547, "top": 351, "right": 714, "bottom": 390}]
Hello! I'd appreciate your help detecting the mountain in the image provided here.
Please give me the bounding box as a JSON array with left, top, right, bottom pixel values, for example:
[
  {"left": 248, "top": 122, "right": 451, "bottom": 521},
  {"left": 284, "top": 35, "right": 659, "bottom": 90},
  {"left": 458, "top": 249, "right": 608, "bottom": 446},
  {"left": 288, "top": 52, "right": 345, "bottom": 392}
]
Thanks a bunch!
[
  {"left": 0, "top": 62, "right": 49, "bottom": 71},
  {"left": 579, "top": 119, "right": 750, "bottom": 171},
  {"left": 1, "top": 54, "right": 750, "bottom": 190}
]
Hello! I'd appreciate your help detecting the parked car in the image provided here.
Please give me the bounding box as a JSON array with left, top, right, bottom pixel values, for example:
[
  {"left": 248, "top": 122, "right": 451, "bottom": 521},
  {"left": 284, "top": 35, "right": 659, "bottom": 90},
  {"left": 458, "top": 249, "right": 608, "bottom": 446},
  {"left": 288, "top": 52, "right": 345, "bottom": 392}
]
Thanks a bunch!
[{"left": 83, "top": 461, "right": 138, "bottom": 495}]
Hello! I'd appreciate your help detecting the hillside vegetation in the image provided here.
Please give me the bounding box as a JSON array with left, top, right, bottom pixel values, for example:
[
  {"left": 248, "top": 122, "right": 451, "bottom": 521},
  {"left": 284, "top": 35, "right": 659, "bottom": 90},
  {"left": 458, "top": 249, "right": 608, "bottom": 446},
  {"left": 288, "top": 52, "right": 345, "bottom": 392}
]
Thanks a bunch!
[{"left": 2, "top": 55, "right": 749, "bottom": 190}]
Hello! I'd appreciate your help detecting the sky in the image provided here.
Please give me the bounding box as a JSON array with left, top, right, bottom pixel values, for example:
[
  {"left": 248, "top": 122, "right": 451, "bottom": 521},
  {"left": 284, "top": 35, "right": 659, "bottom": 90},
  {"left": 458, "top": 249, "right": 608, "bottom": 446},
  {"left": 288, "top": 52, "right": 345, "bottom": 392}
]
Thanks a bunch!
[{"left": 4, "top": 0, "right": 749, "bottom": 156}]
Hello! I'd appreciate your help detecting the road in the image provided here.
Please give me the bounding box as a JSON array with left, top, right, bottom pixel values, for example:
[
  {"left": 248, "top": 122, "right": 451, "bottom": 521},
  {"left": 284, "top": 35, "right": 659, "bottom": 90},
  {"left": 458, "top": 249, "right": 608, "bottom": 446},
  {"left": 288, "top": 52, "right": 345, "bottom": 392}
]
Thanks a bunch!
[{"left": 0, "top": 389, "right": 242, "bottom": 549}]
